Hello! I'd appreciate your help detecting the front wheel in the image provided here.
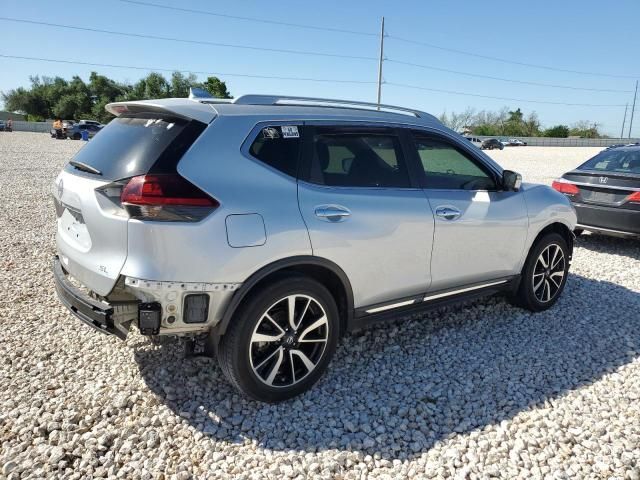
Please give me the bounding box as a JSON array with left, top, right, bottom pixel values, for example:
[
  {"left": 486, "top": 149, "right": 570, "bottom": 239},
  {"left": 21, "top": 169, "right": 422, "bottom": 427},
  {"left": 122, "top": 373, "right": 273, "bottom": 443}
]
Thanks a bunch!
[
  {"left": 217, "top": 276, "right": 340, "bottom": 402},
  {"left": 510, "top": 232, "right": 570, "bottom": 312}
]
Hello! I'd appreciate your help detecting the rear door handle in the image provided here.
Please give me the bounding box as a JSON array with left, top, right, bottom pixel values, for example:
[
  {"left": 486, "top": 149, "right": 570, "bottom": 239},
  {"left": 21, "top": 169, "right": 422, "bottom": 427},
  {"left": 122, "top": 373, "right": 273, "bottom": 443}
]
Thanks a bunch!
[
  {"left": 435, "top": 206, "right": 461, "bottom": 220},
  {"left": 314, "top": 205, "right": 351, "bottom": 222}
]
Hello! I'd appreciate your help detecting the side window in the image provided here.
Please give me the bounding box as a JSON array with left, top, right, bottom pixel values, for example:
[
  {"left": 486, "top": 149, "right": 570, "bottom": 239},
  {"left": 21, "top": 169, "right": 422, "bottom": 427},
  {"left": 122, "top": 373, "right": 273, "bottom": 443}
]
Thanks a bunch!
[
  {"left": 310, "top": 127, "right": 411, "bottom": 188},
  {"left": 249, "top": 125, "right": 301, "bottom": 177},
  {"left": 413, "top": 135, "right": 496, "bottom": 190}
]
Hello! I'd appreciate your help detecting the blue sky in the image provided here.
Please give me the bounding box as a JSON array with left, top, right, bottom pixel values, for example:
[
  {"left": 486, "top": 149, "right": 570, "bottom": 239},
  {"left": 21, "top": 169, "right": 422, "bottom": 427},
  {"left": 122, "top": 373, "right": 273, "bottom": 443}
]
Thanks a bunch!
[{"left": 1, "top": 0, "right": 639, "bottom": 136}]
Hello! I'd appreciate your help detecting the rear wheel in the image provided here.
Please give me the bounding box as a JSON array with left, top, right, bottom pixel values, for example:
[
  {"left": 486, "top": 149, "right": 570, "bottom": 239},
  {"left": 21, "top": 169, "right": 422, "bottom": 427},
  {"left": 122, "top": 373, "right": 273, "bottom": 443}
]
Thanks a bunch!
[
  {"left": 217, "top": 276, "right": 340, "bottom": 402},
  {"left": 511, "top": 233, "right": 569, "bottom": 312}
]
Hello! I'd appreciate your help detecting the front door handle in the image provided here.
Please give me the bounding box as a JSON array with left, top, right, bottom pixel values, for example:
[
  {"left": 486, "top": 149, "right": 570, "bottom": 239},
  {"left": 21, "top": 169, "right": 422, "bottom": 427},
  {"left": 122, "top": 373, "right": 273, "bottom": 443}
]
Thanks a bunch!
[
  {"left": 435, "top": 206, "right": 461, "bottom": 220},
  {"left": 314, "top": 205, "right": 351, "bottom": 222}
]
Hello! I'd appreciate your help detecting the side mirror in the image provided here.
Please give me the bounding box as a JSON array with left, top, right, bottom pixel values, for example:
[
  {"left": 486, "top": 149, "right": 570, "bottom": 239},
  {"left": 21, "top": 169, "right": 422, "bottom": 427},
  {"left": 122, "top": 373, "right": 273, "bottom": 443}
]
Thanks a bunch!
[{"left": 502, "top": 170, "right": 522, "bottom": 191}]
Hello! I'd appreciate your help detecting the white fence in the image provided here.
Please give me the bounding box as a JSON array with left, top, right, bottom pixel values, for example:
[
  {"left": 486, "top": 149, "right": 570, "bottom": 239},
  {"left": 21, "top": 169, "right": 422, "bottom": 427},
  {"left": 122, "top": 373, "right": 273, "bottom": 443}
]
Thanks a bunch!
[
  {"left": 477, "top": 136, "right": 640, "bottom": 147},
  {"left": 9, "top": 121, "right": 52, "bottom": 133}
]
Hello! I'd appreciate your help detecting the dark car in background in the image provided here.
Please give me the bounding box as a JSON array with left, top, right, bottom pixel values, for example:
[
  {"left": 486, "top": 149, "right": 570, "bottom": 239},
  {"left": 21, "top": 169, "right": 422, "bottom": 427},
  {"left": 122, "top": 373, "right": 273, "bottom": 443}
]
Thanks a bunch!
[
  {"left": 552, "top": 145, "right": 640, "bottom": 237},
  {"left": 66, "top": 122, "right": 103, "bottom": 140},
  {"left": 481, "top": 138, "right": 504, "bottom": 150},
  {"left": 0, "top": 120, "right": 5, "bottom": 132}
]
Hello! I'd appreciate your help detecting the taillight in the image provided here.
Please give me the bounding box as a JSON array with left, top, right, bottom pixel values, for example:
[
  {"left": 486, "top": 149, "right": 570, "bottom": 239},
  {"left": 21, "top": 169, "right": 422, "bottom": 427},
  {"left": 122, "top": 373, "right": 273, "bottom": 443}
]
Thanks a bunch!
[
  {"left": 552, "top": 180, "right": 579, "bottom": 195},
  {"left": 626, "top": 191, "right": 640, "bottom": 204},
  {"left": 121, "top": 174, "right": 218, "bottom": 221}
]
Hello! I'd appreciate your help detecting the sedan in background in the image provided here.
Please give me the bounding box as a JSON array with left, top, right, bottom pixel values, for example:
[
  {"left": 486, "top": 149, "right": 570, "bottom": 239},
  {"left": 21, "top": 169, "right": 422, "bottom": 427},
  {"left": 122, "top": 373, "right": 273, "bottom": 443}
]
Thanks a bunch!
[
  {"left": 502, "top": 138, "right": 528, "bottom": 147},
  {"left": 481, "top": 138, "right": 504, "bottom": 150},
  {"left": 552, "top": 144, "right": 640, "bottom": 237},
  {"left": 66, "top": 123, "right": 103, "bottom": 140}
]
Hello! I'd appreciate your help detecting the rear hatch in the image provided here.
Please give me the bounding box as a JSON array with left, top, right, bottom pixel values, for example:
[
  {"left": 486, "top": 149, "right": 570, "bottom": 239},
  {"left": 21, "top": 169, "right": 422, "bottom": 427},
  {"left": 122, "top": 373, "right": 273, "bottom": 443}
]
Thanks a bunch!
[{"left": 53, "top": 111, "right": 208, "bottom": 296}]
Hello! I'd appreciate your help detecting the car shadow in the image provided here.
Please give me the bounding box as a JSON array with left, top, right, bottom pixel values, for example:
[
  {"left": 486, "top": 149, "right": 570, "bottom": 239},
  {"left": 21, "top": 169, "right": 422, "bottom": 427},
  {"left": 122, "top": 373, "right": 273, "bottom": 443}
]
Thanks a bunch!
[
  {"left": 132, "top": 273, "right": 640, "bottom": 459},
  {"left": 575, "top": 231, "right": 640, "bottom": 260}
]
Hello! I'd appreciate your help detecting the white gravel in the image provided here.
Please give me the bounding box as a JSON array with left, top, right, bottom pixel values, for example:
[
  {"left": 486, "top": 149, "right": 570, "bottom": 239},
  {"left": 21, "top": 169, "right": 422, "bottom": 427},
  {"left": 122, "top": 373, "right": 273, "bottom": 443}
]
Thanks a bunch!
[{"left": 1, "top": 133, "right": 639, "bottom": 479}]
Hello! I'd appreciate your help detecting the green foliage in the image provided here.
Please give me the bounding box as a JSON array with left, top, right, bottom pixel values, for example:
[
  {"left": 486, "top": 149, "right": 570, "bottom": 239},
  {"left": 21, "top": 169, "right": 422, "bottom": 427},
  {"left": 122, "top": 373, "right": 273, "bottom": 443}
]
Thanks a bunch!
[
  {"left": 1, "top": 71, "right": 232, "bottom": 123},
  {"left": 543, "top": 125, "right": 570, "bottom": 138},
  {"left": 439, "top": 106, "right": 603, "bottom": 138}
]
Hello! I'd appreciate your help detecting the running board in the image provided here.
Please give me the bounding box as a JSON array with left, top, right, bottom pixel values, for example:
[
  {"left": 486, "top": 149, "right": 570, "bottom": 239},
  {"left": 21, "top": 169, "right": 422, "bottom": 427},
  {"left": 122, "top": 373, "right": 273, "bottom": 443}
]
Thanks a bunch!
[{"left": 348, "top": 276, "right": 519, "bottom": 331}]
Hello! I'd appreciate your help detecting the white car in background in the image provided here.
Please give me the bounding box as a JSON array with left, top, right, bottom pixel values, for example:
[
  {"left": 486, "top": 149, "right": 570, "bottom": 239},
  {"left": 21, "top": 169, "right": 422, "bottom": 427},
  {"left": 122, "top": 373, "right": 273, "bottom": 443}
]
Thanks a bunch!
[{"left": 464, "top": 136, "right": 483, "bottom": 148}]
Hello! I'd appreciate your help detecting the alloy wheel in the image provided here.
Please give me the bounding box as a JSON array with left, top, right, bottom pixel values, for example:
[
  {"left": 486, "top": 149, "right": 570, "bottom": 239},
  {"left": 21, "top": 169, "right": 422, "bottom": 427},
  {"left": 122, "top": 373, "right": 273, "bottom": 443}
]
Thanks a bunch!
[
  {"left": 249, "top": 295, "right": 329, "bottom": 388},
  {"left": 532, "top": 243, "right": 565, "bottom": 303}
]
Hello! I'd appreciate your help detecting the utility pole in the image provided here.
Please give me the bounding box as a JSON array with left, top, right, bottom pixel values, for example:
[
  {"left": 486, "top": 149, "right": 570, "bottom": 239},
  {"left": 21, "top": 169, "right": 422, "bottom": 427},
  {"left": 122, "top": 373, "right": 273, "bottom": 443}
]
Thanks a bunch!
[
  {"left": 629, "top": 80, "right": 638, "bottom": 139},
  {"left": 620, "top": 104, "right": 628, "bottom": 140},
  {"left": 376, "top": 16, "right": 385, "bottom": 109}
]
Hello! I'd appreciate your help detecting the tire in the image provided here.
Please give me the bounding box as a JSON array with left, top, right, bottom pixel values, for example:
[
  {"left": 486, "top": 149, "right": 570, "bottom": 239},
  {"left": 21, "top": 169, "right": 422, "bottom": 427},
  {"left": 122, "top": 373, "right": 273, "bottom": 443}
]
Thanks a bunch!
[
  {"left": 73, "top": 133, "right": 81, "bottom": 140},
  {"left": 511, "top": 232, "right": 570, "bottom": 312},
  {"left": 217, "top": 276, "right": 340, "bottom": 402}
]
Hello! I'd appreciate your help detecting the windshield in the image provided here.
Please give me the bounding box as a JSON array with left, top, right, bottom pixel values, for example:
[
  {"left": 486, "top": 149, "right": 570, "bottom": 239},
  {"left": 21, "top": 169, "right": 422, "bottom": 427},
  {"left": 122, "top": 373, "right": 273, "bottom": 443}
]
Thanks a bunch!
[
  {"left": 66, "top": 114, "right": 198, "bottom": 180},
  {"left": 578, "top": 149, "right": 640, "bottom": 174}
]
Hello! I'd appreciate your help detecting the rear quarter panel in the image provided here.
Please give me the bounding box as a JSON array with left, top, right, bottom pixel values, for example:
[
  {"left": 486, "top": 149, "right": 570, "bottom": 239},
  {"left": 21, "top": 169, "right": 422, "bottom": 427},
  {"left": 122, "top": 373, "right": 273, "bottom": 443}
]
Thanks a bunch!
[{"left": 121, "top": 116, "right": 312, "bottom": 283}]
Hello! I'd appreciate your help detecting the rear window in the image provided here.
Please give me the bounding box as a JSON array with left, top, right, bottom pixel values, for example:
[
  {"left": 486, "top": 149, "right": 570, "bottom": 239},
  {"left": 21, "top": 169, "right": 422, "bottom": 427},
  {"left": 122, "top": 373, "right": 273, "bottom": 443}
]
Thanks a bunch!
[
  {"left": 249, "top": 125, "right": 302, "bottom": 177},
  {"left": 65, "top": 114, "right": 205, "bottom": 180},
  {"left": 579, "top": 149, "right": 640, "bottom": 174}
]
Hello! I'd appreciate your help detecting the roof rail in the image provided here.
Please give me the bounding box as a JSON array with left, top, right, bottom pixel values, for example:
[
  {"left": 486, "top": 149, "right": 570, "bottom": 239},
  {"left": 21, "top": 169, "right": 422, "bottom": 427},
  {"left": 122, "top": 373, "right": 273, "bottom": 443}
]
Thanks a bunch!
[{"left": 231, "top": 94, "right": 433, "bottom": 119}]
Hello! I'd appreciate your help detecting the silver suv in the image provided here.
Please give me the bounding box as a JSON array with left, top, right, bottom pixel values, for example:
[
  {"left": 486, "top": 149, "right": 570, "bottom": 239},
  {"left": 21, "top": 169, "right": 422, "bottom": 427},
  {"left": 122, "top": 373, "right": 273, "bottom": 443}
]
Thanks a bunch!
[{"left": 53, "top": 93, "right": 576, "bottom": 401}]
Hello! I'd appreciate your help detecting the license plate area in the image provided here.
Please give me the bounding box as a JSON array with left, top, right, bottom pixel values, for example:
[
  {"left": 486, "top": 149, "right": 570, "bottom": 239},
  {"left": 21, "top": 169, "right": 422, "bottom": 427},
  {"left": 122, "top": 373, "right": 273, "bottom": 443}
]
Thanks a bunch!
[
  {"left": 57, "top": 202, "right": 91, "bottom": 251},
  {"left": 580, "top": 188, "right": 627, "bottom": 205}
]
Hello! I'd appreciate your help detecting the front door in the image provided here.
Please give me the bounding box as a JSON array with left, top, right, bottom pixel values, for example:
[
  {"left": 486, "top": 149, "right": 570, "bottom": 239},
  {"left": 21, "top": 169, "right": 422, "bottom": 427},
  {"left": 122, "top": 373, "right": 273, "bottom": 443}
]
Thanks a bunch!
[
  {"left": 411, "top": 131, "right": 528, "bottom": 291},
  {"left": 297, "top": 125, "right": 435, "bottom": 309}
]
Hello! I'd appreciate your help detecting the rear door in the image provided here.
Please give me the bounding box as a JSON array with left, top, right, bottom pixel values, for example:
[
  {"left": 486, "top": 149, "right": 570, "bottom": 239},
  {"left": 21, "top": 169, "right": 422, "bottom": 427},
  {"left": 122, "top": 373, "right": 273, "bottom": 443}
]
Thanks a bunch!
[
  {"left": 53, "top": 113, "right": 206, "bottom": 295},
  {"left": 410, "top": 130, "right": 528, "bottom": 291},
  {"left": 297, "top": 125, "right": 434, "bottom": 309}
]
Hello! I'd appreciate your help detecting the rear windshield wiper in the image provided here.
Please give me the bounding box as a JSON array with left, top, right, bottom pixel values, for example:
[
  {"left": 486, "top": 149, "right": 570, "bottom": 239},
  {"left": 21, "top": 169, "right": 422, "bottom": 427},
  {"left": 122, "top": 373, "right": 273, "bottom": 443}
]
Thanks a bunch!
[{"left": 69, "top": 160, "right": 102, "bottom": 176}]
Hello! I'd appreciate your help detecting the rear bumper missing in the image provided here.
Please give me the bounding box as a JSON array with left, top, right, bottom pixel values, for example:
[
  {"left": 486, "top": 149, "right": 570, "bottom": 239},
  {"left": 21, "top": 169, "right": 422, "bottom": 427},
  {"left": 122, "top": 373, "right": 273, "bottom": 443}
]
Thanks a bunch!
[{"left": 53, "top": 256, "right": 135, "bottom": 340}]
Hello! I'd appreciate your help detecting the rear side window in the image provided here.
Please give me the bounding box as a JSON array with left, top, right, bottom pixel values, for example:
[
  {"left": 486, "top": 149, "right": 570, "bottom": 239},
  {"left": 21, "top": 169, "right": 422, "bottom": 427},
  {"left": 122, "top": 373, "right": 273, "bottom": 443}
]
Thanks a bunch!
[
  {"left": 579, "top": 150, "right": 640, "bottom": 174},
  {"left": 249, "top": 125, "right": 302, "bottom": 177},
  {"left": 413, "top": 135, "right": 496, "bottom": 190},
  {"left": 309, "top": 127, "right": 411, "bottom": 188},
  {"left": 65, "top": 114, "right": 204, "bottom": 180}
]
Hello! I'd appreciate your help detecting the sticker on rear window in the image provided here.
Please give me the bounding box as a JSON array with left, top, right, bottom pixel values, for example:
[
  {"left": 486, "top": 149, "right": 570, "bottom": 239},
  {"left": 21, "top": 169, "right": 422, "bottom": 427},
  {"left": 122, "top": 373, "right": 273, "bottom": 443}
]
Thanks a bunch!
[
  {"left": 262, "top": 127, "right": 280, "bottom": 139},
  {"left": 281, "top": 125, "right": 299, "bottom": 138}
]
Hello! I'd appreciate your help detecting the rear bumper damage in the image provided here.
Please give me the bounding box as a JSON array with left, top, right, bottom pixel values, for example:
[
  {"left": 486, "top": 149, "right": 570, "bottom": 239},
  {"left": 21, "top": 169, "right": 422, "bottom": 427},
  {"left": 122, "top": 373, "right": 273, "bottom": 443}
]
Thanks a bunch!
[
  {"left": 53, "top": 256, "right": 137, "bottom": 339},
  {"left": 53, "top": 256, "right": 242, "bottom": 339}
]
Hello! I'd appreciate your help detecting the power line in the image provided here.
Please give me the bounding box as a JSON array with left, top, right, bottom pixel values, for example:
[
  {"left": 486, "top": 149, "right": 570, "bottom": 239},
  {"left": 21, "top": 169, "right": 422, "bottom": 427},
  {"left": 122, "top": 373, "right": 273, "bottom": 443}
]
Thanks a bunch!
[
  {"left": 388, "top": 35, "right": 639, "bottom": 79},
  {"left": 0, "top": 53, "right": 376, "bottom": 84},
  {"left": 387, "top": 82, "right": 627, "bottom": 107},
  {"left": 0, "top": 17, "right": 377, "bottom": 61},
  {"left": 118, "top": 0, "right": 377, "bottom": 37},
  {"left": 386, "top": 59, "right": 633, "bottom": 93}
]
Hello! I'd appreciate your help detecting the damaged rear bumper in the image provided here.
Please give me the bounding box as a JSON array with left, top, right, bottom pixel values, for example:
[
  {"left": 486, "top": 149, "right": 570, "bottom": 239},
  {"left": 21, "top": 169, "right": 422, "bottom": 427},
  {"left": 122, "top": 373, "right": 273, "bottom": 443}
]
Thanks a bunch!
[{"left": 53, "top": 256, "right": 137, "bottom": 340}]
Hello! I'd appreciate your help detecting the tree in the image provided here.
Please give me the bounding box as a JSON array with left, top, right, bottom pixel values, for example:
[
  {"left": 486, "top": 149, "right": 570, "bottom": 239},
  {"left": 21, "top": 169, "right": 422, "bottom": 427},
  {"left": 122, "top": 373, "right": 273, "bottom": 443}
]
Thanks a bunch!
[
  {"left": 543, "top": 125, "right": 570, "bottom": 138},
  {"left": 438, "top": 107, "right": 476, "bottom": 132},
  {"left": 1, "top": 71, "right": 233, "bottom": 123},
  {"left": 197, "top": 76, "right": 232, "bottom": 99},
  {"left": 569, "top": 120, "right": 603, "bottom": 138}
]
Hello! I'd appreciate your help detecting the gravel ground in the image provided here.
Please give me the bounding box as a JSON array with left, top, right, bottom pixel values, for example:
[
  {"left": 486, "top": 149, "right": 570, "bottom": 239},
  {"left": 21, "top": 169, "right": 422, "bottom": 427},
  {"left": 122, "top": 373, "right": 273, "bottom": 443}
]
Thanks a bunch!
[{"left": 1, "top": 133, "right": 639, "bottom": 479}]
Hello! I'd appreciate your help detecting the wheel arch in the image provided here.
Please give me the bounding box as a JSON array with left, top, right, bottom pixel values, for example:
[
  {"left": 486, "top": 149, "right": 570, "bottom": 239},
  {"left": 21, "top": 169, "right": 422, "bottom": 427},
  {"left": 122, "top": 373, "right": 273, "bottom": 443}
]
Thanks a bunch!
[
  {"left": 214, "top": 256, "right": 354, "bottom": 337},
  {"left": 529, "top": 221, "right": 575, "bottom": 261}
]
